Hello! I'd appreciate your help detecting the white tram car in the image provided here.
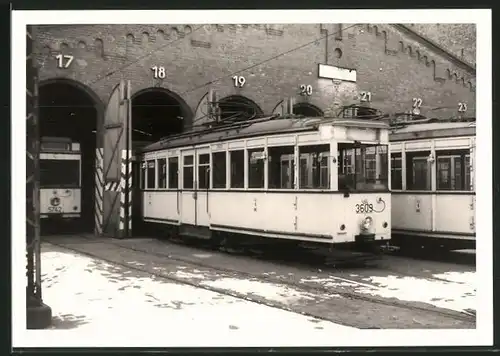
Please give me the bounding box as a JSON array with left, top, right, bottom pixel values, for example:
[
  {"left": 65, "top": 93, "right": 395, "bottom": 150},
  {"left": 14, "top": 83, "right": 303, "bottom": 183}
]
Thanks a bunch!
[
  {"left": 389, "top": 118, "right": 476, "bottom": 250},
  {"left": 137, "top": 115, "right": 392, "bottom": 250},
  {"left": 39, "top": 136, "right": 82, "bottom": 220}
]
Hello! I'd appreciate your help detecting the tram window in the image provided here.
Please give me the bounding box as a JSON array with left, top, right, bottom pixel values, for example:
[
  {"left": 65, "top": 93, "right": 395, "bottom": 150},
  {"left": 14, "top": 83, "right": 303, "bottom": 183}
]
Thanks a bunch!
[
  {"left": 183, "top": 155, "right": 194, "bottom": 189},
  {"left": 436, "top": 150, "right": 470, "bottom": 190},
  {"left": 406, "top": 152, "right": 431, "bottom": 190},
  {"left": 198, "top": 154, "right": 210, "bottom": 189},
  {"left": 230, "top": 150, "right": 244, "bottom": 188},
  {"left": 146, "top": 160, "right": 156, "bottom": 189},
  {"left": 299, "top": 144, "right": 330, "bottom": 189},
  {"left": 338, "top": 144, "right": 389, "bottom": 191},
  {"left": 40, "top": 158, "right": 80, "bottom": 188},
  {"left": 391, "top": 153, "right": 402, "bottom": 190},
  {"left": 268, "top": 146, "right": 295, "bottom": 189},
  {"left": 140, "top": 162, "right": 146, "bottom": 189},
  {"left": 465, "top": 154, "right": 471, "bottom": 190},
  {"left": 157, "top": 158, "right": 167, "bottom": 189},
  {"left": 248, "top": 148, "right": 265, "bottom": 189},
  {"left": 212, "top": 151, "right": 227, "bottom": 189},
  {"left": 168, "top": 157, "right": 179, "bottom": 189}
]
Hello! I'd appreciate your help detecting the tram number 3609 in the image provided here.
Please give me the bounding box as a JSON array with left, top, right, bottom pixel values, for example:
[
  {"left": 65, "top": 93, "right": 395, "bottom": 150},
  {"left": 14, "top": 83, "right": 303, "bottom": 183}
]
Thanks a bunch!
[{"left": 355, "top": 203, "right": 374, "bottom": 214}]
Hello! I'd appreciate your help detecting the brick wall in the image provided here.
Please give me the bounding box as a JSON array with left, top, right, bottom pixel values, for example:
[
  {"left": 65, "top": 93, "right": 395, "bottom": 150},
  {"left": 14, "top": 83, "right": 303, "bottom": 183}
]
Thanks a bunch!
[
  {"left": 406, "top": 23, "right": 476, "bottom": 67},
  {"left": 34, "top": 23, "right": 476, "bottom": 124}
]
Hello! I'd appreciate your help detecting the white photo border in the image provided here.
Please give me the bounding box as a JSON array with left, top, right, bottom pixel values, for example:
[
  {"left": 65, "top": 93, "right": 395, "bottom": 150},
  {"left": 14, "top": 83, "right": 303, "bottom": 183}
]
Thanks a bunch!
[{"left": 11, "top": 9, "right": 492, "bottom": 348}]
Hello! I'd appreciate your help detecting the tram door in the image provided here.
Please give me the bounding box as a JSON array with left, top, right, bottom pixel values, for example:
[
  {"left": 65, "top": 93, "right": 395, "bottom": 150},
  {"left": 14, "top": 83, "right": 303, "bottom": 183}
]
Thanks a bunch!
[{"left": 180, "top": 147, "right": 210, "bottom": 226}]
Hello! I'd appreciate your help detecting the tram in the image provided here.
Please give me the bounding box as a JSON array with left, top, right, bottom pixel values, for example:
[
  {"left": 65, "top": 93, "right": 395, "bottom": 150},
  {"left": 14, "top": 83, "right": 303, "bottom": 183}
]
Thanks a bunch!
[
  {"left": 39, "top": 136, "right": 82, "bottom": 220},
  {"left": 389, "top": 117, "right": 476, "bottom": 250},
  {"left": 136, "top": 115, "right": 392, "bottom": 251}
]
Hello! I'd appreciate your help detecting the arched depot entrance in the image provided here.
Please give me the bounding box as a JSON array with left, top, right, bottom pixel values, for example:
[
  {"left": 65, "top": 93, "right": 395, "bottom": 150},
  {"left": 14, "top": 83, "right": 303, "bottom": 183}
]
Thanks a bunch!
[
  {"left": 218, "top": 95, "right": 264, "bottom": 122},
  {"left": 130, "top": 87, "right": 193, "bottom": 236},
  {"left": 293, "top": 102, "right": 324, "bottom": 117},
  {"left": 131, "top": 87, "right": 192, "bottom": 144},
  {"left": 38, "top": 78, "right": 103, "bottom": 235}
]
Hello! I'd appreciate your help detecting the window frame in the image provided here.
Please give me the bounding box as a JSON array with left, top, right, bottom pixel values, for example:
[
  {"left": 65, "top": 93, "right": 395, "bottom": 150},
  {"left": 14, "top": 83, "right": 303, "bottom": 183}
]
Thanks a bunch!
[
  {"left": 182, "top": 153, "right": 195, "bottom": 190},
  {"left": 145, "top": 159, "right": 157, "bottom": 189},
  {"left": 197, "top": 151, "right": 211, "bottom": 190},
  {"left": 297, "top": 143, "right": 331, "bottom": 191},
  {"left": 267, "top": 144, "right": 296, "bottom": 190},
  {"left": 406, "top": 151, "right": 432, "bottom": 191},
  {"left": 229, "top": 149, "right": 245, "bottom": 189},
  {"left": 211, "top": 149, "right": 228, "bottom": 190},
  {"left": 435, "top": 149, "right": 471, "bottom": 191},
  {"left": 167, "top": 154, "right": 179, "bottom": 190},
  {"left": 390, "top": 152, "right": 403, "bottom": 190},
  {"left": 156, "top": 157, "right": 167, "bottom": 189}
]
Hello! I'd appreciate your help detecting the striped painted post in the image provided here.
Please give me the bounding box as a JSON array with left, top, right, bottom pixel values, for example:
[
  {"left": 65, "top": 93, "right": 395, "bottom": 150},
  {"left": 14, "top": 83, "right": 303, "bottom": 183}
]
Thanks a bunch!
[
  {"left": 119, "top": 149, "right": 133, "bottom": 236},
  {"left": 105, "top": 181, "right": 121, "bottom": 191},
  {"left": 94, "top": 148, "right": 104, "bottom": 235},
  {"left": 127, "top": 152, "right": 132, "bottom": 233}
]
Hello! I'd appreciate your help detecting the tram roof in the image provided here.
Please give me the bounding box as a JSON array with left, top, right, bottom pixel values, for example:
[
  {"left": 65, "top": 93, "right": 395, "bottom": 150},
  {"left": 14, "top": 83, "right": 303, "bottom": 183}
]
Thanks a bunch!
[
  {"left": 389, "top": 119, "right": 476, "bottom": 141},
  {"left": 140, "top": 116, "right": 389, "bottom": 153}
]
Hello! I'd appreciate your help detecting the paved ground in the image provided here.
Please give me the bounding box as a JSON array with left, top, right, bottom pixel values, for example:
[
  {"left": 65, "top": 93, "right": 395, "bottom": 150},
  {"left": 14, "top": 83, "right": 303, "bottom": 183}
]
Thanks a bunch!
[
  {"left": 39, "top": 243, "right": 358, "bottom": 347},
  {"left": 42, "top": 235, "right": 476, "bottom": 330}
]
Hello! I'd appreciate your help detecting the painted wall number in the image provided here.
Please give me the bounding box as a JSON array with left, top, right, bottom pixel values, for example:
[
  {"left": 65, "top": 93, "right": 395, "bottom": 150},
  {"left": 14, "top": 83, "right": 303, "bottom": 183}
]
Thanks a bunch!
[
  {"left": 300, "top": 84, "right": 313, "bottom": 96},
  {"left": 458, "top": 102, "right": 468, "bottom": 113},
  {"left": 55, "top": 54, "right": 74, "bottom": 69},
  {"left": 360, "top": 91, "right": 372, "bottom": 102},
  {"left": 412, "top": 97, "right": 423, "bottom": 108},
  {"left": 232, "top": 75, "right": 246, "bottom": 88},
  {"left": 151, "top": 66, "right": 166, "bottom": 79}
]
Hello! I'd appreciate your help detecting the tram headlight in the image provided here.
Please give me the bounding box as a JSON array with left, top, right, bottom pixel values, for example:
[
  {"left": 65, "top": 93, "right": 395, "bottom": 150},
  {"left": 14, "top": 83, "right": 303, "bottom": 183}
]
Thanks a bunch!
[
  {"left": 50, "top": 197, "right": 60, "bottom": 206},
  {"left": 361, "top": 216, "right": 373, "bottom": 231}
]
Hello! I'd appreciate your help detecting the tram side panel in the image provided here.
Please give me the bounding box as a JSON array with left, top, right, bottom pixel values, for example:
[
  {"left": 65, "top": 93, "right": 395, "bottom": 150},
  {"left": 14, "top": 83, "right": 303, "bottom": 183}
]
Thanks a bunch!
[
  {"left": 389, "top": 123, "right": 476, "bottom": 248},
  {"left": 138, "top": 118, "right": 392, "bottom": 247},
  {"left": 434, "top": 194, "right": 475, "bottom": 236},
  {"left": 141, "top": 190, "right": 391, "bottom": 244},
  {"left": 392, "top": 193, "right": 432, "bottom": 232}
]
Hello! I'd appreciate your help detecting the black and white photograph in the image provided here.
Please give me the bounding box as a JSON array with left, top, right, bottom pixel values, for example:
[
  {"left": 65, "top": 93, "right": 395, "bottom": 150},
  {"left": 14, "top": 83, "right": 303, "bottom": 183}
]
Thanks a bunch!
[{"left": 12, "top": 9, "right": 492, "bottom": 348}]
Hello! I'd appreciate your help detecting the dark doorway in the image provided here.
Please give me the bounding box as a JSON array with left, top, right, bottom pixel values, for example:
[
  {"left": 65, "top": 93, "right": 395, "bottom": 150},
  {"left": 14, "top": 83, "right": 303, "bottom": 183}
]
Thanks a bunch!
[
  {"left": 39, "top": 80, "right": 100, "bottom": 234},
  {"left": 131, "top": 88, "right": 192, "bottom": 144},
  {"left": 130, "top": 88, "right": 192, "bottom": 235},
  {"left": 218, "top": 95, "right": 264, "bottom": 122},
  {"left": 293, "top": 102, "right": 324, "bottom": 117}
]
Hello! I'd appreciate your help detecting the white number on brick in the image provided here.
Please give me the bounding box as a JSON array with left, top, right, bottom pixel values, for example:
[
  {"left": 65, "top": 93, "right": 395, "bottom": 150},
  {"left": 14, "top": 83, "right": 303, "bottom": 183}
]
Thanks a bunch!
[
  {"left": 360, "top": 91, "right": 372, "bottom": 102},
  {"left": 151, "top": 66, "right": 166, "bottom": 79},
  {"left": 232, "top": 75, "right": 246, "bottom": 88},
  {"left": 300, "top": 84, "right": 313, "bottom": 96},
  {"left": 458, "top": 102, "right": 468, "bottom": 113},
  {"left": 55, "top": 54, "right": 74, "bottom": 69},
  {"left": 412, "top": 97, "right": 423, "bottom": 108}
]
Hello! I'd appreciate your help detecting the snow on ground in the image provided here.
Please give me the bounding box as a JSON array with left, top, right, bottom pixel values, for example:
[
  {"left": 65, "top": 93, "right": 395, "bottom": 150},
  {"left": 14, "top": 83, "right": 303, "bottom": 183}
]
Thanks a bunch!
[
  {"left": 37, "top": 246, "right": 356, "bottom": 347},
  {"left": 200, "top": 277, "right": 339, "bottom": 304},
  {"left": 432, "top": 271, "right": 476, "bottom": 285},
  {"left": 300, "top": 271, "right": 476, "bottom": 314}
]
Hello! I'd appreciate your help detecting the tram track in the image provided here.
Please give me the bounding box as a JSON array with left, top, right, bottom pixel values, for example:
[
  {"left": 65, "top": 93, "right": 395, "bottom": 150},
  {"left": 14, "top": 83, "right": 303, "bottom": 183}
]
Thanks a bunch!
[{"left": 46, "top": 234, "right": 475, "bottom": 328}]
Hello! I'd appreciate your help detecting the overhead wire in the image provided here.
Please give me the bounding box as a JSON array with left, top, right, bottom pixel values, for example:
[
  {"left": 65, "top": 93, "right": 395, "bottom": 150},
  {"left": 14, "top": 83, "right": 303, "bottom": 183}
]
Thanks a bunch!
[
  {"left": 86, "top": 25, "right": 206, "bottom": 86},
  {"left": 43, "top": 23, "right": 471, "bottom": 131},
  {"left": 45, "top": 24, "right": 360, "bottom": 114},
  {"left": 179, "top": 23, "right": 361, "bottom": 96}
]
